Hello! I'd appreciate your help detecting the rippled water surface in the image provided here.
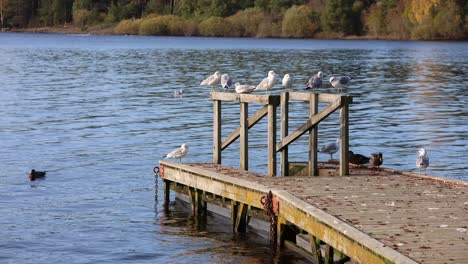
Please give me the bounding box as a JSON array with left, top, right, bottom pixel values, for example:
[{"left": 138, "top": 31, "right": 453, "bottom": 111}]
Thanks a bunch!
[{"left": 0, "top": 33, "right": 467, "bottom": 263}]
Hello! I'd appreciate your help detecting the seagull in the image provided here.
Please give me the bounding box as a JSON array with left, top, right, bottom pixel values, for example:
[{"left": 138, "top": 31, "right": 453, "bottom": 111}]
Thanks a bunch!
[
  {"left": 255, "top": 70, "right": 277, "bottom": 92},
  {"left": 416, "top": 148, "right": 430, "bottom": 175},
  {"left": 348, "top": 151, "right": 369, "bottom": 165},
  {"left": 329, "top": 76, "right": 352, "bottom": 89},
  {"left": 305, "top": 71, "right": 323, "bottom": 89},
  {"left": 162, "top": 144, "right": 189, "bottom": 162},
  {"left": 282, "top": 74, "right": 292, "bottom": 89},
  {"left": 29, "top": 169, "right": 46, "bottom": 181},
  {"left": 200, "top": 71, "right": 222, "bottom": 89},
  {"left": 173, "top": 89, "right": 184, "bottom": 97},
  {"left": 319, "top": 139, "right": 339, "bottom": 160},
  {"left": 369, "top": 153, "right": 383, "bottom": 174},
  {"left": 235, "top": 82, "right": 256, "bottom": 94},
  {"left": 220, "top": 74, "right": 233, "bottom": 89}
]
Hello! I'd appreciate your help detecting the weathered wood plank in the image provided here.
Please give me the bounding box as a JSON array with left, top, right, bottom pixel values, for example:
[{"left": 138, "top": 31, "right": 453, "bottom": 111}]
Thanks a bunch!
[
  {"left": 276, "top": 99, "right": 343, "bottom": 152},
  {"left": 221, "top": 105, "right": 268, "bottom": 150},
  {"left": 288, "top": 92, "right": 345, "bottom": 103},
  {"left": 213, "top": 100, "right": 221, "bottom": 164},
  {"left": 280, "top": 92, "right": 289, "bottom": 176},
  {"left": 210, "top": 91, "right": 280, "bottom": 104},
  {"left": 339, "top": 97, "right": 349, "bottom": 176},
  {"left": 164, "top": 179, "right": 171, "bottom": 205},
  {"left": 240, "top": 102, "right": 248, "bottom": 170},
  {"left": 268, "top": 102, "right": 277, "bottom": 177},
  {"left": 309, "top": 93, "right": 318, "bottom": 176}
]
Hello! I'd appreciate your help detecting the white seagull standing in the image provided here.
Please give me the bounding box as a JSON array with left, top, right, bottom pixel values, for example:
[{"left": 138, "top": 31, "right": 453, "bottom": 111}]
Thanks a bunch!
[
  {"left": 416, "top": 148, "right": 430, "bottom": 175},
  {"left": 305, "top": 71, "right": 323, "bottom": 89},
  {"left": 319, "top": 139, "right": 340, "bottom": 160},
  {"left": 162, "top": 144, "right": 189, "bottom": 162},
  {"left": 282, "top": 74, "right": 292, "bottom": 89},
  {"left": 255, "top": 70, "right": 277, "bottom": 92},
  {"left": 330, "top": 76, "right": 352, "bottom": 89},
  {"left": 235, "top": 82, "right": 256, "bottom": 94},
  {"left": 200, "top": 71, "right": 222, "bottom": 89},
  {"left": 220, "top": 74, "right": 233, "bottom": 89}
]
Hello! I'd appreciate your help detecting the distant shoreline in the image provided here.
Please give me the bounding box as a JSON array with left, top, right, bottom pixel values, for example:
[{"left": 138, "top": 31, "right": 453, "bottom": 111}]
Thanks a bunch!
[{"left": 4, "top": 26, "right": 466, "bottom": 42}]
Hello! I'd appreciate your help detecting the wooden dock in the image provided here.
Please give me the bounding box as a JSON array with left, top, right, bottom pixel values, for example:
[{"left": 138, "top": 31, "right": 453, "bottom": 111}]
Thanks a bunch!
[{"left": 157, "top": 92, "right": 467, "bottom": 264}]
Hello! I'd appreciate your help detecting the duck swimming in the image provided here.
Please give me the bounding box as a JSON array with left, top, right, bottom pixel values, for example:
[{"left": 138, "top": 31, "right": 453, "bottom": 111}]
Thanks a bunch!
[{"left": 29, "top": 169, "right": 46, "bottom": 181}]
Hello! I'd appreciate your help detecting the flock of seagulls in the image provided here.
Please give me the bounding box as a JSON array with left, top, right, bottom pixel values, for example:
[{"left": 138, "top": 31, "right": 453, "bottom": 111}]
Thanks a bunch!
[{"left": 198, "top": 70, "right": 351, "bottom": 94}]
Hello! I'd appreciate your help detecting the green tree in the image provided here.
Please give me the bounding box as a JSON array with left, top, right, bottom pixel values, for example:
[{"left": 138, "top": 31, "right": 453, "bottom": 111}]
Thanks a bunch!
[
  {"left": 321, "top": 0, "right": 357, "bottom": 35},
  {"left": 282, "top": 4, "right": 319, "bottom": 37}
]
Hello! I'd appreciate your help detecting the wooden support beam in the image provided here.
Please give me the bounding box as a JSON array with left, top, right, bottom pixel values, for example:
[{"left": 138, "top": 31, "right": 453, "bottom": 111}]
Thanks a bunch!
[
  {"left": 277, "top": 216, "right": 286, "bottom": 247},
  {"left": 339, "top": 97, "right": 349, "bottom": 176},
  {"left": 309, "top": 234, "right": 324, "bottom": 264},
  {"left": 280, "top": 92, "right": 289, "bottom": 176},
  {"left": 277, "top": 99, "right": 343, "bottom": 152},
  {"left": 230, "top": 200, "right": 238, "bottom": 231},
  {"left": 268, "top": 102, "right": 277, "bottom": 177},
  {"left": 288, "top": 92, "right": 343, "bottom": 103},
  {"left": 188, "top": 187, "right": 196, "bottom": 214},
  {"left": 221, "top": 105, "right": 268, "bottom": 150},
  {"left": 309, "top": 93, "right": 318, "bottom": 176},
  {"left": 325, "top": 245, "right": 334, "bottom": 264},
  {"left": 164, "top": 179, "right": 171, "bottom": 205},
  {"left": 210, "top": 91, "right": 280, "bottom": 104},
  {"left": 235, "top": 203, "right": 249, "bottom": 232},
  {"left": 213, "top": 100, "right": 221, "bottom": 164},
  {"left": 240, "top": 102, "right": 248, "bottom": 170}
]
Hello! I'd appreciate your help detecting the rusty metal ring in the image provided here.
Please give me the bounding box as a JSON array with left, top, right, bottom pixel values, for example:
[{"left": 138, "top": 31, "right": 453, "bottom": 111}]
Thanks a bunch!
[{"left": 153, "top": 166, "right": 159, "bottom": 174}]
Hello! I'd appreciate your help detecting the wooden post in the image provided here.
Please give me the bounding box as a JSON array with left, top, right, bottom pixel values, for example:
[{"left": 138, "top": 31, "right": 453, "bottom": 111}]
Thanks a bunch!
[
  {"left": 309, "top": 93, "right": 318, "bottom": 176},
  {"left": 325, "top": 245, "right": 334, "bottom": 264},
  {"left": 213, "top": 100, "right": 221, "bottom": 164},
  {"left": 309, "top": 234, "right": 324, "bottom": 264},
  {"left": 240, "top": 102, "right": 248, "bottom": 170},
  {"left": 280, "top": 92, "right": 289, "bottom": 176},
  {"left": 235, "top": 203, "right": 248, "bottom": 232},
  {"left": 339, "top": 97, "right": 349, "bottom": 176},
  {"left": 268, "top": 101, "right": 277, "bottom": 177},
  {"left": 164, "top": 180, "right": 171, "bottom": 205}
]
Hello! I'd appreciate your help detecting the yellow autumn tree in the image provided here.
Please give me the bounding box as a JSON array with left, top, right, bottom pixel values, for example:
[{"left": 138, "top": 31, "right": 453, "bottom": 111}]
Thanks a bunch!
[{"left": 404, "top": 0, "right": 440, "bottom": 24}]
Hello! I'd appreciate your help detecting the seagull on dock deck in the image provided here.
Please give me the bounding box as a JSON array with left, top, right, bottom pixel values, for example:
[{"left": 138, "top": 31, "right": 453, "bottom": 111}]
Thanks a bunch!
[
  {"left": 255, "top": 70, "right": 277, "bottom": 92},
  {"left": 29, "top": 169, "right": 46, "bottom": 181},
  {"left": 220, "top": 74, "right": 233, "bottom": 89},
  {"left": 330, "top": 76, "right": 352, "bottom": 89},
  {"left": 162, "top": 144, "right": 189, "bottom": 162},
  {"left": 200, "top": 71, "right": 222, "bottom": 89},
  {"left": 282, "top": 74, "right": 292, "bottom": 89},
  {"left": 235, "top": 82, "right": 256, "bottom": 94},
  {"left": 319, "top": 139, "right": 339, "bottom": 161},
  {"left": 416, "top": 148, "right": 429, "bottom": 175},
  {"left": 305, "top": 71, "right": 323, "bottom": 89}
]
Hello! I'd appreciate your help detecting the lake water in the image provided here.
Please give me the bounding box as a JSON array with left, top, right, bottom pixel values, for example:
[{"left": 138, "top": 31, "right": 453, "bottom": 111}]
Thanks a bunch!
[{"left": 0, "top": 33, "right": 466, "bottom": 263}]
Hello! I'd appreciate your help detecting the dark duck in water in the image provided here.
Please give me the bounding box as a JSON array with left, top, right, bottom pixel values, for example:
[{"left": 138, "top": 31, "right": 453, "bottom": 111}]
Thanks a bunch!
[
  {"left": 348, "top": 151, "right": 370, "bottom": 165},
  {"left": 29, "top": 169, "right": 46, "bottom": 181}
]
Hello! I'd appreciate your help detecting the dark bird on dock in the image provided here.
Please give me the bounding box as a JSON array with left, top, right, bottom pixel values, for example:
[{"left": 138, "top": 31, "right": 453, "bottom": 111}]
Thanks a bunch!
[
  {"left": 29, "top": 169, "right": 46, "bottom": 181},
  {"left": 416, "top": 148, "right": 429, "bottom": 175},
  {"left": 348, "top": 151, "right": 370, "bottom": 165},
  {"left": 162, "top": 144, "right": 189, "bottom": 162},
  {"left": 305, "top": 71, "right": 323, "bottom": 89},
  {"left": 369, "top": 153, "right": 384, "bottom": 169}
]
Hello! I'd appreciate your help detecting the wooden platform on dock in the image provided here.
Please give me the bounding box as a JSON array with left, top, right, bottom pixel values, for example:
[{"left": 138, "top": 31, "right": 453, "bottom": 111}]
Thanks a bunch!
[{"left": 159, "top": 161, "right": 468, "bottom": 264}]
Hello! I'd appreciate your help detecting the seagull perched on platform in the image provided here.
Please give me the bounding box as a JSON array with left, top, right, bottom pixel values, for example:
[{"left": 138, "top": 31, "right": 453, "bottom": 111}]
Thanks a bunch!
[
  {"left": 348, "top": 151, "right": 369, "bottom": 165},
  {"left": 235, "top": 82, "right": 256, "bottom": 94},
  {"left": 163, "top": 144, "right": 189, "bottom": 162},
  {"left": 29, "top": 169, "right": 46, "bottom": 181},
  {"left": 319, "top": 139, "right": 339, "bottom": 160},
  {"left": 305, "top": 71, "right": 323, "bottom": 89},
  {"left": 200, "top": 71, "right": 221, "bottom": 89},
  {"left": 220, "top": 74, "right": 233, "bottom": 89},
  {"left": 416, "top": 148, "right": 429, "bottom": 175},
  {"left": 255, "top": 70, "right": 277, "bottom": 92},
  {"left": 329, "top": 76, "right": 352, "bottom": 89},
  {"left": 282, "top": 74, "right": 292, "bottom": 89}
]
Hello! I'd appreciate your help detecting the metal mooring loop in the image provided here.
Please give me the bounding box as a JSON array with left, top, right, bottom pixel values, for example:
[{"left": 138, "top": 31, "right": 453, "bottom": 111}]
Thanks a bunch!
[{"left": 153, "top": 166, "right": 160, "bottom": 176}]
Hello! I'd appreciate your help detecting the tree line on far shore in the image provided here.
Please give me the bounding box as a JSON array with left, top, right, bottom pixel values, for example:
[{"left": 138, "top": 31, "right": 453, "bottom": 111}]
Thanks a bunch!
[{"left": 1, "top": 0, "right": 467, "bottom": 40}]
